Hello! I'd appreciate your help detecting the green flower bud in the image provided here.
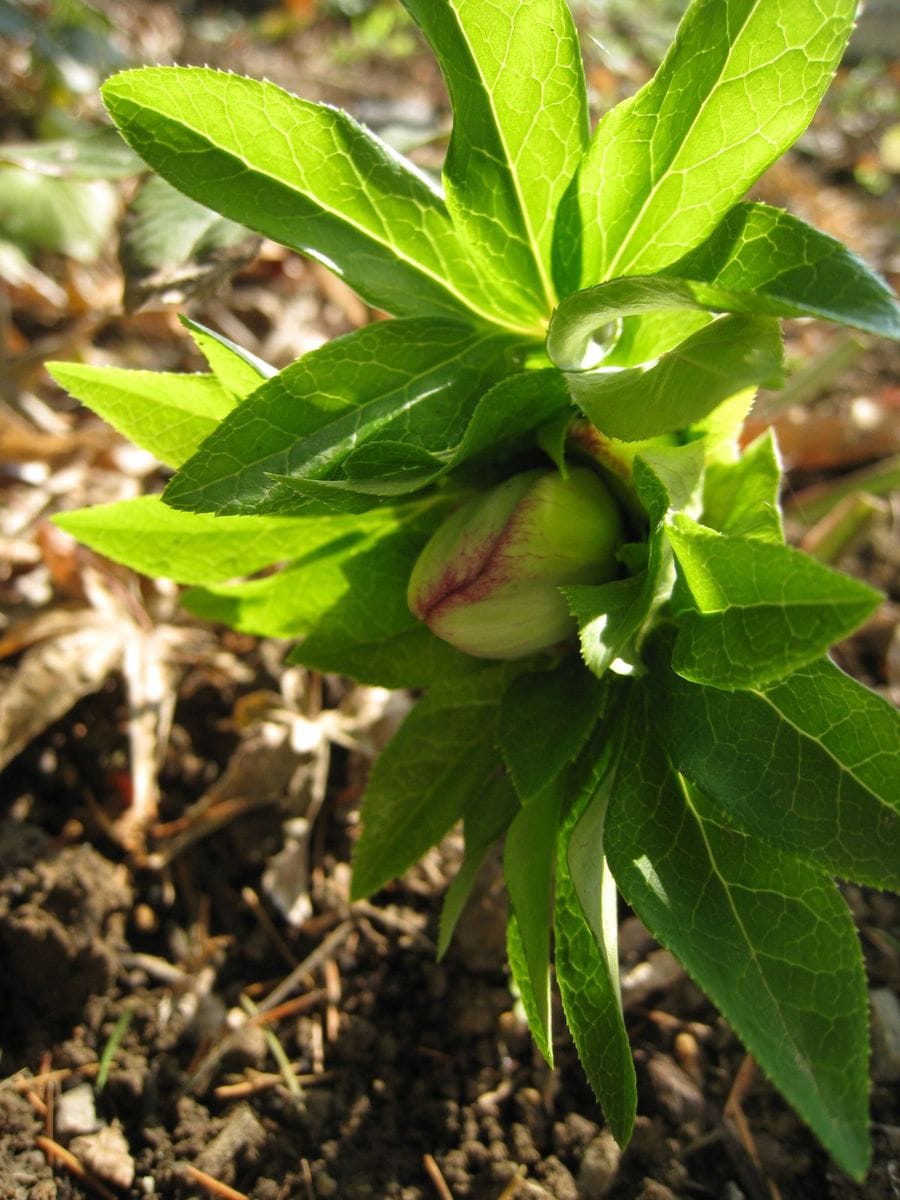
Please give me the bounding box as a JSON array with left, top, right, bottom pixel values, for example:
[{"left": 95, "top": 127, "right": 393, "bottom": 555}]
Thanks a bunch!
[{"left": 408, "top": 467, "right": 623, "bottom": 659}]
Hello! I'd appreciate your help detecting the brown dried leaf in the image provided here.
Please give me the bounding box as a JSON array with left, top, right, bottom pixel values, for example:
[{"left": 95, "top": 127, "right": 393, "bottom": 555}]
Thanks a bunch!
[{"left": 0, "top": 614, "right": 125, "bottom": 771}]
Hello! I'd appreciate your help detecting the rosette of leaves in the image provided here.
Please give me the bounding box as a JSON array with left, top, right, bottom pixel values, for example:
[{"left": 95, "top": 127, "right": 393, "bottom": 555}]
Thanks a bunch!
[{"left": 51, "top": 0, "right": 899, "bottom": 1177}]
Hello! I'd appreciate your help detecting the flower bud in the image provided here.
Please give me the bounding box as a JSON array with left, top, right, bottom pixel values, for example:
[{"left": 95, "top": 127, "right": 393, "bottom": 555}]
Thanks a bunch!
[{"left": 408, "top": 467, "right": 623, "bottom": 659}]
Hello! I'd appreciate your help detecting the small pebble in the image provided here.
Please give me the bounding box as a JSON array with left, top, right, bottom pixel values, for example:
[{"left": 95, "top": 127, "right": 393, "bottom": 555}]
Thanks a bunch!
[
  {"left": 54, "top": 1083, "right": 102, "bottom": 1139},
  {"left": 577, "top": 1130, "right": 622, "bottom": 1199},
  {"left": 645, "top": 1052, "right": 706, "bottom": 1124},
  {"left": 69, "top": 1124, "right": 135, "bottom": 1189}
]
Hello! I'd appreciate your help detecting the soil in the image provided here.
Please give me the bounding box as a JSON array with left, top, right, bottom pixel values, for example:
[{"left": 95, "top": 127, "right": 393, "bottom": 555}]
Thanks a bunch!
[
  {"left": 0, "top": 744, "right": 898, "bottom": 1200},
  {"left": 1, "top": 3, "right": 899, "bottom": 1199}
]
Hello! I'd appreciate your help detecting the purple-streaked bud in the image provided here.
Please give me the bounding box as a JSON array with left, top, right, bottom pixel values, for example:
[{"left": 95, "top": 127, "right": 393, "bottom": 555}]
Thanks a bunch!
[{"left": 407, "top": 467, "right": 623, "bottom": 659}]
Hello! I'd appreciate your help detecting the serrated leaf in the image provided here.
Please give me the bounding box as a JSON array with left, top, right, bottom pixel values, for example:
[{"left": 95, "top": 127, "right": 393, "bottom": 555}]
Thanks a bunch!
[
  {"left": 601, "top": 309, "right": 713, "bottom": 371},
  {"left": 102, "top": 66, "right": 540, "bottom": 333},
  {"left": 260, "top": 366, "right": 576, "bottom": 504},
  {"left": 633, "top": 441, "right": 706, "bottom": 526},
  {"left": 507, "top": 909, "right": 553, "bottom": 1065},
  {"left": 548, "top": 207, "right": 900, "bottom": 371},
  {"left": 449, "top": 368, "right": 574, "bottom": 472},
  {"left": 702, "top": 429, "right": 784, "bottom": 542},
  {"left": 53, "top": 494, "right": 392, "bottom": 585},
  {"left": 181, "top": 316, "right": 275, "bottom": 401},
  {"left": 438, "top": 773, "right": 519, "bottom": 960},
  {"left": 564, "top": 574, "right": 653, "bottom": 680},
  {"left": 162, "top": 319, "right": 519, "bottom": 516},
  {"left": 606, "top": 695, "right": 870, "bottom": 1180},
  {"left": 567, "top": 0, "right": 858, "bottom": 288},
  {"left": 666, "top": 202, "right": 900, "bottom": 341},
  {"left": 503, "top": 778, "right": 565, "bottom": 1057},
  {"left": 47, "top": 363, "right": 236, "bottom": 468},
  {"left": 651, "top": 645, "right": 900, "bottom": 890},
  {"left": 565, "top": 315, "right": 783, "bottom": 442},
  {"left": 499, "top": 660, "right": 604, "bottom": 803},
  {"left": 403, "top": 0, "right": 589, "bottom": 314},
  {"left": 556, "top": 728, "right": 636, "bottom": 1144},
  {"left": 548, "top": 276, "right": 714, "bottom": 372},
  {"left": 351, "top": 669, "right": 512, "bottom": 899},
  {"left": 667, "top": 515, "right": 881, "bottom": 689},
  {"left": 565, "top": 442, "right": 703, "bottom": 679}
]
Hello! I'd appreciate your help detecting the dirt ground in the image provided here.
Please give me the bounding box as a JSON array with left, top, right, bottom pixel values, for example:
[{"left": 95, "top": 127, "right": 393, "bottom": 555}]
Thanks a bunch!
[{"left": 1, "top": 4, "right": 899, "bottom": 1199}]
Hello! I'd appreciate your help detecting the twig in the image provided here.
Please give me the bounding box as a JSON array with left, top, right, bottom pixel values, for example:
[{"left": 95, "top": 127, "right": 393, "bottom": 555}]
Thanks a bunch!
[
  {"left": 186, "top": 921, "right": 352, "bottom": 1093},
  {"left": 213, "top": 1070, "right": 331, "bottom": 1100},
  {"left": 323, "top": 956, "right": 341, "bottom": 1043},
  {"left": 724, "top": 1056, "right": 783, "bottom": 1200},
  {"left": 2, "top": 1061, "right": 108, "bottom": 1093},
  {"left": 36, "top": 1136, "right": 118, "bottom": 1200},
  {"left": 353, "top": 900, "right": 435, "bottom": 951},
  {"left": 258, "top": 920, "right": 353, "bottom": 1015},
  {"left": 240, "top": 995, "right": 303, "bottom": 1096},
  {"left": 249, "top": 988, "right": 328, "bottom": 1027},
  {"left": 25, "top": 1090, "right": 48, "bottom": 1118},
  {"left": 300, "top": 1156, "right": 316, "bottom": 1200},
  {"left": 495, "top": 1166, "right": 527, "bottom": 1199},
  {"left": 423, "top": 1153, "right": 454, "bottom": 1200},
  {"left": 241, "top": 886, "right": 299, "bottom": 969},
  {"left": 182, "top": 1162, "right": 250, "bottom": 1200}
]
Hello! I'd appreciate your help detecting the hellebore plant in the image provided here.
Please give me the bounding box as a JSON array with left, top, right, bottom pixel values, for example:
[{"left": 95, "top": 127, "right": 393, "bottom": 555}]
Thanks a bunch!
[{"left": 50, "top": 0, "right": 899, "bottom": 1178}]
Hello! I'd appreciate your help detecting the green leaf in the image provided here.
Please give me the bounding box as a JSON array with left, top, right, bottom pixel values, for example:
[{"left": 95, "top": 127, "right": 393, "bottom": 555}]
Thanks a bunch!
[
  {"left": 101, "top": 66, "right": 539, "bottom": 333},
  {"left": 606, "top": 696, "right": 870, "bottom": 1181},
  {"left": 664, "top": 203, "right": 900, "bottom": 341},
  {"left": 0, "top": 166, "right": 117, "bottom": 263},
  {"left": 120, "top": 174, "right": 256, "bottom": 311},
  {"left": 652, "top": 647, "right": 900, "bottom": 890},
  {"left": 306, "top": 368, "right": 574, "bottom": 502},
  {"left": 47, "top": 363, "right": 237, "bottom": 468},
  {"left": 288, "top": 510, "right": 487, "bottom": 687},
  {"left": 507, "top": 910, "right": 553, "bottom": 1065},
  {"left": 448, "top": 369, "right": 574, "bottom": 473},
  {"left": 499, "top": 660, "right": 604, "bottom": 803},
  {"left": 181, "top": 316, "right": 276, "bottom": 401},
  {"left": 548, "top": 276, "right": 714, "bottom": 372},
  {"left": 556, "top": 728, "right": 636, "bottom": 1144},
  {"left": 503, "top": 779, "right": 565, "bottom": 1058},
  {"left": 633, "top": 441, "right": 706, "bottom": 525},
  {"left": 438, "top": 773, "right": 519, "bottom": 960},
  {"left": 565, "top": 315, "right": 783, "bottom": 442},
  {"left": 52, "top": 494, "right": 392, "bottom": 585},
  {"left": 564, "top": 441, "right": 704, "bottom": 679},
  {"left": 702, "top": 429, "right": 784, "bottom": 543},
  {"left": 351, "top": 669, "right": 512, "bottom": 900},
  {"left": 177, "top": 500, "right": 475, "bottom": 685},
  {"left": 548, "top": 207, "right": 900, "bottom": 371},
  {"left": 667, "top": 515, "right": 881, "bottom": 689},
  {"left": 564, "top": 574, "right": 653, "bottom": 680},
  {"left": 162, "top": 319, "right": 519, "bottom": 516},
  {"left": 601, "top": 309, "right": 713, "bottom": 371},
  {"left": 403, "top": 0, "right": 589, "bottom": 314},
  {"left": 568, "top": 0, "right": 858, "bottom": 287},
  {"left": 271, "top": 442, "right": 445, "bottom": 501}
]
